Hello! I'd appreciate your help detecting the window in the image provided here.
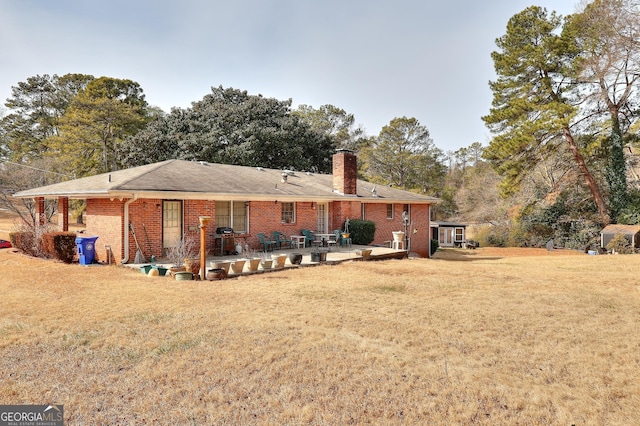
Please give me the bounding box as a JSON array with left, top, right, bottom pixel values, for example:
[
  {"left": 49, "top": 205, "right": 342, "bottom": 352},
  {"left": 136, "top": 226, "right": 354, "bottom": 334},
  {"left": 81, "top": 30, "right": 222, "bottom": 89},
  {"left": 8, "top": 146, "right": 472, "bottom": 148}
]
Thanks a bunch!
[
  {"left": 281, "top": 202, "right": 295, "bottom": 223},
  {"left": 233, "top": 202, "right": 248, "bottom": 233},
  {"left": 386, "top": 204, "right": 394, "bottom": 219},
  {"left": 215, "top": 201, "right": 248, "bottom": 233},
  {"left": 454, "top": 227, "right": 464, "bottom": 242}
]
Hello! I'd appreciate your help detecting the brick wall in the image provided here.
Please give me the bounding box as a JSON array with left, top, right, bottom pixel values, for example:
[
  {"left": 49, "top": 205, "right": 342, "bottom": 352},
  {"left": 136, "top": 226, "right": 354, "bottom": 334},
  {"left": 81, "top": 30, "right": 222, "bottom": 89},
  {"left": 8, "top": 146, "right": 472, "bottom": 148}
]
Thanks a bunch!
[
  {"left": 87, "top": 196, "right": 433, "bottom": 262},
  {"left": 364, "top": 203, "right": 432, "bottom": 257},
  {"left": 86, "top": 199, "right": 123, "bottom": 264},
  {"left": 409, "top": 204, "right": 432, "bottom": 258}
]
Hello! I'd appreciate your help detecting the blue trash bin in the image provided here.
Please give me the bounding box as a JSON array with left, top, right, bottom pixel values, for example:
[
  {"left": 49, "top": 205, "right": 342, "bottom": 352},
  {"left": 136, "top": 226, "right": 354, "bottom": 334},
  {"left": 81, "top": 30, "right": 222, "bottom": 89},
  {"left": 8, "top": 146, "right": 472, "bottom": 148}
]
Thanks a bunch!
[{"left": 76, "top": 236, "right": 98, "bottom": 265}]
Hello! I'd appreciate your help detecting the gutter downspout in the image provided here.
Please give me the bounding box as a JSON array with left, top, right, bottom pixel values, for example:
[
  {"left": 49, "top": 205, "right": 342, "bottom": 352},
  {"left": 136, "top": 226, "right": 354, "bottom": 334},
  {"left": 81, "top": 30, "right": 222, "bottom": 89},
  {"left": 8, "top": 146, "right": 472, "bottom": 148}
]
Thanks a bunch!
[{"left": 121, "top": 195, "right": 137, "bottom": 264}]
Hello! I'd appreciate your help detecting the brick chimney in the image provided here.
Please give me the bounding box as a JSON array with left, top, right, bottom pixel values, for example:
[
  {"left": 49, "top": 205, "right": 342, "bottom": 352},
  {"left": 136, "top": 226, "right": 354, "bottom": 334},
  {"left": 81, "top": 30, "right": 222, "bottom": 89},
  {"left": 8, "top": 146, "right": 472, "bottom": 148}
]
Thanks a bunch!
[{"left": 332, "top": 150, "right": 357, "bottom": 195}]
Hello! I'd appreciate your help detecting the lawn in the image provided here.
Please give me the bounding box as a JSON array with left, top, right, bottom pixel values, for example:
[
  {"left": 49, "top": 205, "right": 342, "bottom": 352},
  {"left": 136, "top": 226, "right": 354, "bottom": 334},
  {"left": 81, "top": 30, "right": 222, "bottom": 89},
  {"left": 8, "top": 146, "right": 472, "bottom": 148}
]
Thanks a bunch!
[{"left": 1, "top": 245, "right": 639, "bottom": 425}]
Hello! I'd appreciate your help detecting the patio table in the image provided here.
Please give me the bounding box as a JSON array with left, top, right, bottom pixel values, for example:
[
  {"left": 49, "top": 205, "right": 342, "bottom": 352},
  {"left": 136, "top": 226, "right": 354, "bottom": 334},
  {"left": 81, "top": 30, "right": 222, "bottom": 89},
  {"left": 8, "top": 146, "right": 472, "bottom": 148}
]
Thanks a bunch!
[
  {"left": 315, "top": 233, "right": 337, "bottom": 249},
  {"left": 290, "top": 235, "right": 306, "bottom": 249}
]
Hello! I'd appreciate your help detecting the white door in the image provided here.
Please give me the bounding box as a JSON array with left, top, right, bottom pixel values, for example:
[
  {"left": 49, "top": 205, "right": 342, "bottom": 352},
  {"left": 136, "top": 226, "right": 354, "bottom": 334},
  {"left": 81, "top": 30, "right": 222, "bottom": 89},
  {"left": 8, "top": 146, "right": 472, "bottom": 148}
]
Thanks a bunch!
[
  {"left": 439, "top": 227, "right": 453, "bottom": 247},
  {"left": 163, "top": 201, "right": 182, "bottom": 251},
  {"left": 316, "top": 203, "right": 328, "bottom": 233}
]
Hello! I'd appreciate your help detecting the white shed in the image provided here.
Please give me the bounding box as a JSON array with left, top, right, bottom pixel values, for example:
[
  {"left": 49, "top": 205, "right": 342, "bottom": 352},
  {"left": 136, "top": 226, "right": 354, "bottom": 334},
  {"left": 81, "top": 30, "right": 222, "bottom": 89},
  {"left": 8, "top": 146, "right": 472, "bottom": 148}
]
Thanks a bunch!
[
  {"left": 430, "top": 221, "right": 467, "bottom": 248},
  {"left": 600, "top": 224, "right": 640, "bottom": 250}
]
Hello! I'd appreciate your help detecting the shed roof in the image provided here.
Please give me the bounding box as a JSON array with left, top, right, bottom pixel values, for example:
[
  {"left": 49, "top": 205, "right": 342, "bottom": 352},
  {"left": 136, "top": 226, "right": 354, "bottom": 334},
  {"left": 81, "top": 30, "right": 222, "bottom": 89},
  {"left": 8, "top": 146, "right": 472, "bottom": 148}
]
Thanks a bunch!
[
  {"left": 431, "top": 221, "right": 467, "bottom": 228},
  {"left": 600, "top": 224, "right": 640, "bottom": 236},
  {"left": 12, "top": 159, "right": 440, "bottom": 204}
]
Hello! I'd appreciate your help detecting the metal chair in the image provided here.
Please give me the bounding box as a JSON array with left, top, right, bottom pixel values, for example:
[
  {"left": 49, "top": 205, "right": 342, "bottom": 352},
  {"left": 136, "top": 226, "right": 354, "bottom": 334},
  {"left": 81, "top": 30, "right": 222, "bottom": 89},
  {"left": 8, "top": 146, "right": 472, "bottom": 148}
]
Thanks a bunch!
[
  {"left": 257, "top": 233, "right": 276, "bottom": 252},
  {"left": 301, "top": 229, "right": 320, "bottom": 248},
  {"left": 340, "top": 230, "right": 352, "bottom": 247},
  {"left": 272, "top": 231, "right": 292, "bottom": 249},
  {"left": 329, "top": 230, "right": 342, "bottom": 249}
]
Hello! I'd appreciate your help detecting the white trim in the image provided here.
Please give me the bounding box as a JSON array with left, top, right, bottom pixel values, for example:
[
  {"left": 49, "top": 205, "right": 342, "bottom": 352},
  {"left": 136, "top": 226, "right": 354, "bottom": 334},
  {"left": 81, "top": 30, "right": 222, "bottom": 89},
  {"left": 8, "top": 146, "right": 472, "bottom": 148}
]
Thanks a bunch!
[{"left": 120, "top": 195, "right": 137, "bottom": 264}]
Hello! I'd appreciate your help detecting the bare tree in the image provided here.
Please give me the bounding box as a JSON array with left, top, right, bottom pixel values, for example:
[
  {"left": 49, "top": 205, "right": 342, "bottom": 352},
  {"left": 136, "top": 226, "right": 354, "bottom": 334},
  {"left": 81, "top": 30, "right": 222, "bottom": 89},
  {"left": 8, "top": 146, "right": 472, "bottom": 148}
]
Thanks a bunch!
[
  {"left": 569, "top": 0, "right": 640, "bottom": 220},
  {"left": 0, "top": 159, "right": 69, "bottom": 229}
]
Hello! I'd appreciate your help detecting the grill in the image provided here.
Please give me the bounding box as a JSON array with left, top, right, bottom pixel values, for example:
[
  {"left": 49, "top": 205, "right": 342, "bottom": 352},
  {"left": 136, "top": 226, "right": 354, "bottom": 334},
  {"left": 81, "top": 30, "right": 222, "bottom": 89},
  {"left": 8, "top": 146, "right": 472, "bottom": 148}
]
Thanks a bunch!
[{"left": 214, "top": 227, "right": 235, "bottom": 255}]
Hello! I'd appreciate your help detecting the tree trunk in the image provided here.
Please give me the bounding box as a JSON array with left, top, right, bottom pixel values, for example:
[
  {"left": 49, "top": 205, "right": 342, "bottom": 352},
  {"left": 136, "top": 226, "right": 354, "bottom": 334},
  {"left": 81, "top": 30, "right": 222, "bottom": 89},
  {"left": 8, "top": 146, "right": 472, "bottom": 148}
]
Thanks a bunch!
[{"left": 563, "top": 126, "right": 610, "bottom": 225}]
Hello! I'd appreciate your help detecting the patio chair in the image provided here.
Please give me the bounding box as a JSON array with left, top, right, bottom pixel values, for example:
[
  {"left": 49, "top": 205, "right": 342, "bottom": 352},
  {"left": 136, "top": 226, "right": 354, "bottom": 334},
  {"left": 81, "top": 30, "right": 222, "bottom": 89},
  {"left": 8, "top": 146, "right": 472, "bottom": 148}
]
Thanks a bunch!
[
  {"left": 257, "top": 233, "right": 276, "bottom": 252},
  {"left": 301, "top": 229, "right": 320, "bottom": 248},
  {"left": 339, "top": 230, "right": 352, "bottom": 247},
  {"left": 332, "top": 230, "right": 343, "bottom": 247},
  {"left": 272, "top": 231, "right": 292, "bottom": 250},
  {"left": 326, "top": 230, "right": 341, "bottom": 250}
]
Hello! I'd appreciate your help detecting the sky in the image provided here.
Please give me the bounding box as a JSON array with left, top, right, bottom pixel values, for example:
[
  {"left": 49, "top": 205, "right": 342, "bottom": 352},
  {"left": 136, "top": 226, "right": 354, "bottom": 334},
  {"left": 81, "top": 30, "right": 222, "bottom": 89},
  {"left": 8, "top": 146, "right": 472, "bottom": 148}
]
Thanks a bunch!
[{"left": 0, "top": 0, "right": 579, "bottom": 152}]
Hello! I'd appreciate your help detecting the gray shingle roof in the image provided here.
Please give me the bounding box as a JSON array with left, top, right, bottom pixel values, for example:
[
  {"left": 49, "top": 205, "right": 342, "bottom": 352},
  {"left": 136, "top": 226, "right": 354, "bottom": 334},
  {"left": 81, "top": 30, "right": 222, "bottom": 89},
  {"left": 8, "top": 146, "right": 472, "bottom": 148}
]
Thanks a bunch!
[{"left": 13, "top": 159, "right": 440, "bottom": 204}]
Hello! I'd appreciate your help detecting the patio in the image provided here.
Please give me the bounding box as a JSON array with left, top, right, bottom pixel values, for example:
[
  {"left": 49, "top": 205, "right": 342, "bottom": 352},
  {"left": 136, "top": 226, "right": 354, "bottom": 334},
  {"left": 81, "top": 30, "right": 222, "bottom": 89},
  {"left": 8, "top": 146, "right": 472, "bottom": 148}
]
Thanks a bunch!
[{"left": 131, "top": 243, "right": 409, "bottom": 279}]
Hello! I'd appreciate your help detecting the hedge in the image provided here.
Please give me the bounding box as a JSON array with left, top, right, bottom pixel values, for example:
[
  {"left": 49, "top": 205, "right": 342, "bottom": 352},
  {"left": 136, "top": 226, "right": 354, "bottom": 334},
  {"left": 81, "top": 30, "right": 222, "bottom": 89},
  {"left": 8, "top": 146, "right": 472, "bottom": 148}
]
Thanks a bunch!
[
  {"left": 9, "top": 231, "right": 39, "bottom": 257},
  {"left": 42, "top": 232, "right": 78, "bottom": 263},
  {"left": 345, "top": 219, "right": 376, "bottom": 245},
  {"left": 10, "top": 230, "right": 78, "bottom": 262}
]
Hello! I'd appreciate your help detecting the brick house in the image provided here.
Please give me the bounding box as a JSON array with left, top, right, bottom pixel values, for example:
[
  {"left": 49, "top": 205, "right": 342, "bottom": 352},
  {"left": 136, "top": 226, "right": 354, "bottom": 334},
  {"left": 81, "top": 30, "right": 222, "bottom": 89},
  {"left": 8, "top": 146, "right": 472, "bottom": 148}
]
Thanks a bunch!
[{"left": 13, "top": 150, "right": 440, "bottom": 261}]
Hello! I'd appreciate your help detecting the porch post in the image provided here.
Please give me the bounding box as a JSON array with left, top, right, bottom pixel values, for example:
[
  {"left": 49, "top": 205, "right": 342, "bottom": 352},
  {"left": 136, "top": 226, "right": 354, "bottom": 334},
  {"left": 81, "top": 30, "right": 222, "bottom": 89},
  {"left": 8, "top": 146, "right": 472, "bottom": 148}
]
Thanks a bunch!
[
  {"left": 199, "top": 216, "right": 211, "bottom": 280},
  {"left": 58, "top": 197, "right": 69, "bottom": 231},
  {"left": 35, "top": 197, "right": 46, "bottom": 226}
]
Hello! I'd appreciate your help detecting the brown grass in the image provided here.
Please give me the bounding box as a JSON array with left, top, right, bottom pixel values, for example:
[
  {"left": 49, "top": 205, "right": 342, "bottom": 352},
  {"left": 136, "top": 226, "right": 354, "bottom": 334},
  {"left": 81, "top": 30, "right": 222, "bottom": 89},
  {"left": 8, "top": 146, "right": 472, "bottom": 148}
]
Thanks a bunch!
[{"left": 1, "top": 245, "right": 639, "bottom": 424}]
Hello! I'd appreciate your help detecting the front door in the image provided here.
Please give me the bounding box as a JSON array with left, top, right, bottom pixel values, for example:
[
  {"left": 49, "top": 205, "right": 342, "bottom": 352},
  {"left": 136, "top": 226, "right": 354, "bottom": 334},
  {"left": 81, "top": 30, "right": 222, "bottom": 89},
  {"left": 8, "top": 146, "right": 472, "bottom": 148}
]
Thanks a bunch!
[
  {"left": 316, "top": 203, "right": 328, "bottom": 233},
  {"left": 163, "top": 201, "right": 182, "bottom": 251}
]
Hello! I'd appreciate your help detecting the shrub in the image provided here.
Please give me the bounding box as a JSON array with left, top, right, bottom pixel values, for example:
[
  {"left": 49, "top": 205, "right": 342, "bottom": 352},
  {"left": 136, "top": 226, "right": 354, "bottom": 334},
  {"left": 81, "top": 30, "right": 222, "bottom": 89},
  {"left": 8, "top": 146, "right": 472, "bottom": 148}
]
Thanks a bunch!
[
  {"left": 474, "top": 225, "right": 508, "bottom": 247},
  {"left": 348, "top": 219, "right": 376, "bottom": 245},
  {"left": 10, "top": 231, "right": 38, "bottom": 256},
  {"left": 9, "top": 230, "right": 49, "bottom": 257},
  {"left": 606, "top": 232, "right": 634, "bottom": 254},
  {"left": 42, "top": 232, "right": 78, "bottom": 263},
  {"left": 430, "top": 239, "right": 439, "bottom": 255}
]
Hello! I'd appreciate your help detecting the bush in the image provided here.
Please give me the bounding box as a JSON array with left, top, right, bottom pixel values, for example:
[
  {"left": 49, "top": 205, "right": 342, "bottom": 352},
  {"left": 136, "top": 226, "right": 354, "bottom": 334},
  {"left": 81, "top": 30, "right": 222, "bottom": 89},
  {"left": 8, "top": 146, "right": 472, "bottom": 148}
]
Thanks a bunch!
[
  {"left": 10, "top": 231, "right": 40, "bottom": 257},
  {"left": 42, "top": 232, "right": 78, "bottom": 263},
  {"left": 474, "top": 225, "right": 508, "bottom": 247},
  {"left": 348, "top": 219, "right": 376, "bottom": 245},
  {"left": 606, "top": 232, "right": 634, "bottom": 254},
  {"left": 430, "top": 239, "right": 439, "bottom": 255}
]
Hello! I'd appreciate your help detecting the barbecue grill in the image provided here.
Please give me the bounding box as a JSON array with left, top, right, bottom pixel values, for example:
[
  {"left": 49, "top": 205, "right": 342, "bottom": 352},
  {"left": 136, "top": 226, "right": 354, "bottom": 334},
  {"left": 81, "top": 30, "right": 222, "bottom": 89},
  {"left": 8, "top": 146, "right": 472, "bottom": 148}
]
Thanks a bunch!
[{"left": 214, "top": 227, "right": 235, "bottom": 255}]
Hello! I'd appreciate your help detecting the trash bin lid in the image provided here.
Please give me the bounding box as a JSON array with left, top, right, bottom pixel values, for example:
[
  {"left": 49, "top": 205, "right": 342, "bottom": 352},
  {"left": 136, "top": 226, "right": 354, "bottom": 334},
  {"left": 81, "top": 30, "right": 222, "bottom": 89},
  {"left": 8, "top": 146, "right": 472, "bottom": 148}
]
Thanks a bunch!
[{"left": 76, "top": 236, "right": 99, "bottom": 243}]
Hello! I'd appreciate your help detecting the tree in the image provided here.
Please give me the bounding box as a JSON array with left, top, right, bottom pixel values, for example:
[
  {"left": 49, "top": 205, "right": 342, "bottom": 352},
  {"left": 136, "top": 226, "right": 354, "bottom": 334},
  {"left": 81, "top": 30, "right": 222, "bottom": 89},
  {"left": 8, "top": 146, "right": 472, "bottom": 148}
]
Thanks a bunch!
[
  {"left": 121, "top": 86, "right": 336, "bottom": 173},
  {"left": 454, "top": 161, "right": 505, "bottom": 224},
  {"left": 468, "top": 142, "right": 484, "bottom": 165},
  {"left": 482, "top": 6, "right": 610, "bottom": 224},
  {"left": 293, "top": 104, "right": 367, "bottom": 152},
  {"left": 0, "top": 159, "right": 68, "bottom": 228},
  {"left": 1, "top": 74, "right": 94, "bottom": 162},
  {"left": 48, "top": 77, "right": 150, "bottom": 176},
  {"left": 565, "top": 0, "right": 640, "bottom": 221},
  {"left": 361, "top": 116, "right": 445, "bottom": 192}
]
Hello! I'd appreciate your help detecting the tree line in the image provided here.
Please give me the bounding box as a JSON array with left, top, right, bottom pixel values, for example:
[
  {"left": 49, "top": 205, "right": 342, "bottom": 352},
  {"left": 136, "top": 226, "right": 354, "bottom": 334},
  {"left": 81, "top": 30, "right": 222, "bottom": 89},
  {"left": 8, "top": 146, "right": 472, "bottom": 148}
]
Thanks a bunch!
[{"left": 0, "top": 76, "right": 450, "bottom": 226}]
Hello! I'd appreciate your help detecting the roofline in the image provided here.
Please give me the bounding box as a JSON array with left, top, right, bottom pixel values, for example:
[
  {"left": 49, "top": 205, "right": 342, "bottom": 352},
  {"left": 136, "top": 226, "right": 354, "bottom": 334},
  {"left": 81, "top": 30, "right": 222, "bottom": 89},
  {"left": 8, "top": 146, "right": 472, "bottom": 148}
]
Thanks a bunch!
[{"left": 14, "top": 189, "right": 440, "bottom": 204}]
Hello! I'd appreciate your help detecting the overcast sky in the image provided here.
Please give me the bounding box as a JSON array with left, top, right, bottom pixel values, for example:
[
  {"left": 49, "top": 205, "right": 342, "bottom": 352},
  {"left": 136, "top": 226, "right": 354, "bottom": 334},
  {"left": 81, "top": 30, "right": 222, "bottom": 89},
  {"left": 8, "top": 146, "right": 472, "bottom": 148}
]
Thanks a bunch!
[{"left": 1, "top": 0, "right": 578, "bottom": 152}]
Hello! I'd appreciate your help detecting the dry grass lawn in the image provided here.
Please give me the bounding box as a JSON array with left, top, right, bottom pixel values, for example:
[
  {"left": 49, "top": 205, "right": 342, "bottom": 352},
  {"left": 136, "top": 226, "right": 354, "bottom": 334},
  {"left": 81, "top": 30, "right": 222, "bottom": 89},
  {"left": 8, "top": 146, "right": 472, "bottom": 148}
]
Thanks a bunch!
[{"left": 1, "top": 239, "right": 639, "bottom": 424}]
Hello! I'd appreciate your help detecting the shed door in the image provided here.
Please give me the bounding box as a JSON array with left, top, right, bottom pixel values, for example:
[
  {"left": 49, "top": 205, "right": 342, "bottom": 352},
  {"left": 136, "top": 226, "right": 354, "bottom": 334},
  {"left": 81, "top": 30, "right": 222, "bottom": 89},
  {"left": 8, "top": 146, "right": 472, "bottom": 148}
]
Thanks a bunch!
[
  {"left": 163, "top": 201, "right": 182, "bottom": 250},
  {"left": 439, "top": 227, "right": 454, "bottom": 247}
]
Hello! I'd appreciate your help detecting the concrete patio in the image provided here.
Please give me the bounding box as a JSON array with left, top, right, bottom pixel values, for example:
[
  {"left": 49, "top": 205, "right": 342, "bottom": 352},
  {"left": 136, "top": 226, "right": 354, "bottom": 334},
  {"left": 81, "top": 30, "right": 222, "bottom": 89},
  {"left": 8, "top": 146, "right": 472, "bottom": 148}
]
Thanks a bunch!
[{"left": 131, "top": 243, "right": 410, "bottom": 279}]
